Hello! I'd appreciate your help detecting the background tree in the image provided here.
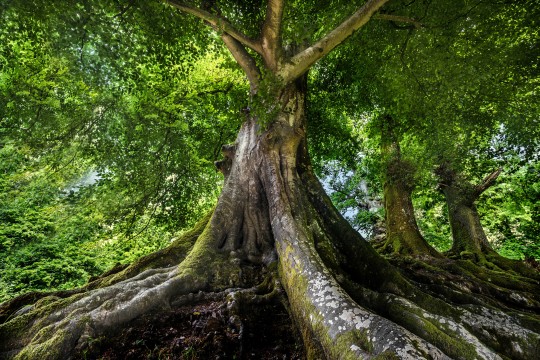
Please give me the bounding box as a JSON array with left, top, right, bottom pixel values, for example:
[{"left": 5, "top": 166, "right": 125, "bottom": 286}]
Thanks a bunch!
[
  {"left": 314, "top": 0, "right": 539, "bottom": 261},
  {"left": 376, "top": 114, "right": 440, "bottom": 257}
]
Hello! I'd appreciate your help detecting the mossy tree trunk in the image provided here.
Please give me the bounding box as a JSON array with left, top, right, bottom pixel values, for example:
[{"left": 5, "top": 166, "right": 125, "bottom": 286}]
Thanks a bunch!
[
  {"left": 437, "top": 164, "right": 501, "bottom": 260},
  {"left": 0, "top": 77, "right": 437, "bottom": 360},
  {"left": 435, "top": 164, "right": 539, "bottom": 282},
  {"left": 379, "top": 115, "right": 440, "bottom": 257},
  {"left": 1, "top": 1, "right": 540, "bottom": 359}
]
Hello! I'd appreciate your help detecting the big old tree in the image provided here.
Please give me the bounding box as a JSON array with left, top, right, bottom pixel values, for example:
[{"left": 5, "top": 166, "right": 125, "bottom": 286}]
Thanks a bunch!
[{"left": 1, "top": 1, "right": 539, "bottom": 359}]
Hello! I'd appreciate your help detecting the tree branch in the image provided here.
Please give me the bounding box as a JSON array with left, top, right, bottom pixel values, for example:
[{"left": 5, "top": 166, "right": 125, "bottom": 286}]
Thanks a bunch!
[
  {"left": 113, "top": 0, "right": 136, "bottom": 19},
  {"left": 474, "top": 168, "right": 502, "bottom": 197},
  {"left": 373, "top": 13, "right": 423, "bottom": 29},
  {"left": 261, "top": 0, "right": 285, "bottom": 70},
  {"left": 277, "top": 0, "right": 389, "bottom": 82},
  {"left": 165, "top": 0, "right": 262, "bottom": 54},
  {"left": 221, "top": 33, "right": 261, "bottom": 93}
]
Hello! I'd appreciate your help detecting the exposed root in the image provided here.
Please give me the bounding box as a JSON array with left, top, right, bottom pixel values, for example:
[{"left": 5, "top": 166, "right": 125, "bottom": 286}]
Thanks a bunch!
[
  {"left": 484, "top": 253, "right": 540, "bottom": 280},
  {"left": 269, "top": 200, "right": 450, "bottom": 358},
  {"left": 341, "top": 273, "right": 540, "bottom": 360},
  {"left": 298, "top": 164, "right": 540, "bottom": 359},
  {"left": 3, "top": 111, "right": 540, "bottom": 360},
  {"left": 444, "top": 247, "right": 540, "bottom": 280},
  {"left": 224, "top": 267, "right": 289, "bottom": 358},
  {"left": 387, "top": 255, "right": 540, "bottom": 312},
  {"left": 76, "top": 286, "right": 303, "bottom": 360},
  {"left": 0, "top": 216, "right": 251, "bottom": 360},
  {"left": 0, "top": 209, "right": 212, "bottom": 325},
  {"left": 2, "top": 266, "right": 202, "bottom": 359}
]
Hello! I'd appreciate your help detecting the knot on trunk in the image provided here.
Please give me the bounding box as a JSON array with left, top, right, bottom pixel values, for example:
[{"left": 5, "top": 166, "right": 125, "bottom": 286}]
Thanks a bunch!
[
  {"left": 221, "top": 144, "right": 236, "bottom": 158},
  {"left": 215, "top": 144, "right": 237, "bottom": 178}
]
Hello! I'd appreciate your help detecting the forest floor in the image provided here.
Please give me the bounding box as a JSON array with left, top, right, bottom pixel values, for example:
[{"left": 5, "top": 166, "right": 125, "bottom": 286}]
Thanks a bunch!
[{"left": 80, "top": 296, "right": 305, "bottom": 360}]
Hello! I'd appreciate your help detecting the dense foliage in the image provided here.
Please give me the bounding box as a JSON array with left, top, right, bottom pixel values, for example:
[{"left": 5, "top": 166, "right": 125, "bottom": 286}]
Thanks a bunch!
[{"left": 0, "top": 0, "right": 246, "bottom": 301}]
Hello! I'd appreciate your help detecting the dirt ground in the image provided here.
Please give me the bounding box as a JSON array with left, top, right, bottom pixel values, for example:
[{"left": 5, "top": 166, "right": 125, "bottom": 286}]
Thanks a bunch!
[{"left": 80, "top": 296, "right": 305, "bottom": 360}]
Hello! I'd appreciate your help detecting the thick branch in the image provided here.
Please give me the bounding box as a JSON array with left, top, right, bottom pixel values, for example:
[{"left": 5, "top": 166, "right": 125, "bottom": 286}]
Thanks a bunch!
[
  {"left": 373, "top": 13, "right": 423, "bottom": 29},
  {"left": 278, "top": 0, "right": 389, "bottom": 82},
  {"left": 165, "top": 0, "right": 262, "bottom": 54},
  {"left": 474, "top": 168, "right": 502, "bottom": 197},
  {"left": 221, "top": 33, "right": 261, "bottom": 93},
  {"left": 261, "top": 0, "right": 285, "bottom": 70}
]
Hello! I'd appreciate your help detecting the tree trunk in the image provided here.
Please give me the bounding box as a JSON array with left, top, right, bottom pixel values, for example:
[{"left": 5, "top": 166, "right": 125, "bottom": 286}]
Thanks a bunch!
[
  {"left": 437, "top": 165, "right": 499, "bottom": 260},
  {"left": 379, "top": 116, "right": 440, "bottom": 257},
  {"left": 1, "top": 81, "right": 540, "bottom": 360},
  {"left": 443, "top": 184, "right": 495, "bottom": 259},
  {"left": 436, "top": 165, "right": 540, "bottom": 283},
  {"left": 383, "top": 180, "right": 440, "bottom": 257}
]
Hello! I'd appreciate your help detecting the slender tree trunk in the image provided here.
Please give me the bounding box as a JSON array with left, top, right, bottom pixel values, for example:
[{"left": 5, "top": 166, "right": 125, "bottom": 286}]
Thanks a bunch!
[
  {"left": 437, "top": 165, "right": 499, "bottom": 260},
  {"left": 379, "top": 116, "right": 440, "bottom": 257},
  {"left": 433, "top": 165, "right": 540, "bottom": 294},
  {"left": 443, "top": 184, "right": 495, "bottom": 258},
  {"left": 383, "top": 180, "right": 440, "bottom": 256}
]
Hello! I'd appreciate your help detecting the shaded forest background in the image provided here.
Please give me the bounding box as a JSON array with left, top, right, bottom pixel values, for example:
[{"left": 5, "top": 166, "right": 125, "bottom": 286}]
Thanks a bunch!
[{"left": 1, "top": 0, "right": 539, "bottom": 303}]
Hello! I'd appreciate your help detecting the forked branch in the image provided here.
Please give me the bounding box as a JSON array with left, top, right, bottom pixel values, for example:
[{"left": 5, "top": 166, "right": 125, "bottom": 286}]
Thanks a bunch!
[
  {"left": 474, "top": 167, "right": 502, "bottom": 197},
  {"left": 373, "top": 13, "right": 423, "bottom": 29},
  {"left": 165, "top": 0, "right": 262, "bottom": 54},
  {"left": 278, "top": 0, "right": 389, "bottom": 82}
]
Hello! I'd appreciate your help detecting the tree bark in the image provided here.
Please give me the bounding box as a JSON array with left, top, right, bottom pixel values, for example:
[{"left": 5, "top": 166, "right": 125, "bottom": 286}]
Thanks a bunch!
[
  {"left": 383, "top": 179, "right": 440, "bottom": 257},
  {"left": 445, "top": 186, "right": 494, "bottom": 258},
  {"left": 435, "top": 165, "right": 539, "bottom": 281}
]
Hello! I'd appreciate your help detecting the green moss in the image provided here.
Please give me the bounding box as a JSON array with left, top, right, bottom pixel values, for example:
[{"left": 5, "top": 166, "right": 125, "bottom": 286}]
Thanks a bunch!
[
  {"left": 34, "top": 296, "right": 61, "bottom": 309},
  {"left": 11, "top": 314, "right": 91, "bottom": 359},
  {"left": 421, "top": 319, "right": 477, "bottom": 360},
  {"left": 335, "top": 329, "right": 373, "bottom": 356},
  {"left": 14, "top": 328, "right": 70, "bottom": 360},
  {"left": 251, "top": 73, "right": 285, "bottom": 129},
  {"left": 315, "top": 235, "right": 342, "bottom": 271},
  {"left": 299, "top": 317, "right": 327, "bottom": 360},
  {"left": 459, "top": 251, "right": 477, "bottom": 261},
  {"left": 0, "top": 292, "right": 87, "bottom": 358},
  {"left": 276, "top": 245, "right": 325, "bottom": 360},
  {"left": 277, "top": 243, "right": 387, "bottom": 360},
  {"left": 454, "top": 259, "right": 539, "bottom": 296},
  {"left": 389, "top": 303, "right": 478, "bottom": 360},
  {"left": 0, "top": 314, "right": 29, "bottom": 350},
  {"left": 2, "top": 210, "right": 216, "bottom": 359},
  {"left": 373, "top": 350, "right": 400, "bottom": 360}
]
